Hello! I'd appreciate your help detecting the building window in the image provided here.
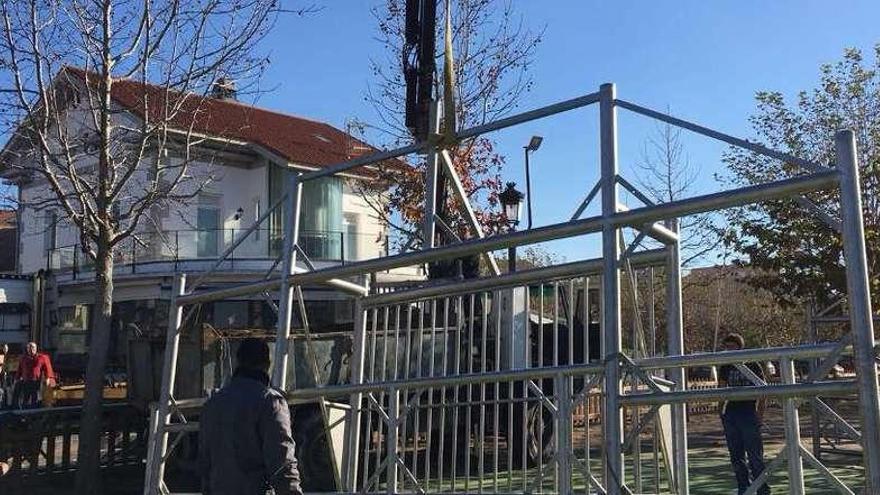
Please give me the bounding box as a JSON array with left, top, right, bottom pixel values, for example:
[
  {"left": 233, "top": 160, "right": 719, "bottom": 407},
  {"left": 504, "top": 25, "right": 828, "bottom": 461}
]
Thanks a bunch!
[
  {"left": 300, "top": 177, "right": 343, "bottom": 260},
  {"left": 268, "top": 163, "right": 344, "bottom": 260},
  {"left": 254, "top": 197, "right": 261, "bottom": 241},
  {"left": 197, "top": 206, "right": 220, "bottom": 257},
  {"left": 58, "top": 305, "right": 90, "bottom": 332},
  {"left": 343, "top": 213, "right": 358, "bottom": 262}
]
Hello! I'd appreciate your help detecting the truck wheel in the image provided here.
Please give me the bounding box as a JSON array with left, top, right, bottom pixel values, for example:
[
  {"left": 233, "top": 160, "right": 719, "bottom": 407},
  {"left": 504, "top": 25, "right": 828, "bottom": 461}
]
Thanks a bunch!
[
  {"left": 504, "top": 402, "right": 554, "bottom": 468},
  {"left": 527, "top": 403, "right": 556, "bottom": 463}
]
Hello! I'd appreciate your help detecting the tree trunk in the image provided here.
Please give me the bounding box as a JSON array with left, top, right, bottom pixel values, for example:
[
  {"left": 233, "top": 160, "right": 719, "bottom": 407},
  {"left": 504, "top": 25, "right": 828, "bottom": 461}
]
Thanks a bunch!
[{"left": 75, "top": 239, "right": 114, "bottom": 494}]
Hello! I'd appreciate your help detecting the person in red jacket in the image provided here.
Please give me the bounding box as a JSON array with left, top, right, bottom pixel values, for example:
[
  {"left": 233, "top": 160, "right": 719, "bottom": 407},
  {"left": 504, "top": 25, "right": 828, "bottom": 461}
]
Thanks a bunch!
[{"left": 13, "top": 342, "right": 55, "bottom": 409}]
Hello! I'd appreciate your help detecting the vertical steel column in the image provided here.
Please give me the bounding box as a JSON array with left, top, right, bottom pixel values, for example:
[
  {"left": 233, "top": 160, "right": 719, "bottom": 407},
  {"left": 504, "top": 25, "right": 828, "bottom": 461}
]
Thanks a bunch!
[
  {"left": 630, "top": 271, "right": 642, "bottom": 492},
  {"left": 781, "top": 357, "right": 805, "bottom": 495},
  {"left": 665, "top": 218, "right": 689, "bottom": 494},
  {"left": 648, "top": 267, "right": 661, "bottom": 492},
  {"left": 386, "top": 385, "right": 399, "bottom": 494},
  {"left": 836, "top": 129, "right": 880, "bottom": 491},
  {"left": 143, "top": 404, "right": 160, "bottom": 492},
  {"left": 272, "top": 172, "right": 303, "bottom": 389},
  {"left": 599, "top": 82, "right": 624, "bottom": 494},
  {"left": 422, "top": 102, "right": 441, "bottom": 249},
  {"left": 556, "top": 373, "right": 573, "bottom": 495},
  {"left": 145, "top": 273, "right": 186, "bottom": 495},
  {"left": 806, "top": 303, "right": 822, "bottom": 459},
  {"left": 343, "top": 301, "right": 368, "bottom": 491},
  {"left": 648, "top": 267, "right": 656, "bottom": 357}
]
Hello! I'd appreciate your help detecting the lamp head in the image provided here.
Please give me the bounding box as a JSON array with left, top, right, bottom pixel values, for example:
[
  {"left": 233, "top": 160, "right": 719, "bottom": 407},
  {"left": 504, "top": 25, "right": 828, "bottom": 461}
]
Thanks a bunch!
[{"left": 526, "top": 135, "right": 543, "bottom": 152}]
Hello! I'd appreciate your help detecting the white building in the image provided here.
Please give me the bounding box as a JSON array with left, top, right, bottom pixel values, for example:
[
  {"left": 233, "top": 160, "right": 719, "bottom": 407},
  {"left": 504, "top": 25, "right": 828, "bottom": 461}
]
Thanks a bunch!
[
  {"left": 0, "top": 275, "right": 32, "bottom": 345},
  {"left": 0, "top": 69, "right": 419, "bottom": 382}
]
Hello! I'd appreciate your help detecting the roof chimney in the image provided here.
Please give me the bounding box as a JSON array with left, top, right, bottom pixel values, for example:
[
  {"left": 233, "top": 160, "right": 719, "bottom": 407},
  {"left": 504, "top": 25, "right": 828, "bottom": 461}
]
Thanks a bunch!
[{"left": 211, "top": 76, "right": 237, "bottom": 100}]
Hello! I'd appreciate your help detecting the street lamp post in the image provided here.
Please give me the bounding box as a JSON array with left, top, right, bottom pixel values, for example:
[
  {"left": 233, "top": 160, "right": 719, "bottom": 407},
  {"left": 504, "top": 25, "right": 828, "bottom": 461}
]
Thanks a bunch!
[
  {"left": 524, "top": 135, "right": 543, "bottom": 230},
  {"left": 499, "top": 182, "right": 524, "bottom": 272}
]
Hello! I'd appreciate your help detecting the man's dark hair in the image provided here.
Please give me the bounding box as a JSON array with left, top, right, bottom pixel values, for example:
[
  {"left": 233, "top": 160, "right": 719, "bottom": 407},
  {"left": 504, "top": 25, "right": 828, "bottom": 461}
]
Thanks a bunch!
[
  {"left": 721, "top": 333, "right": 746, "bottom": 349},
  {"left": 236, "top": 338, "right": 271, "bottom": 370}
]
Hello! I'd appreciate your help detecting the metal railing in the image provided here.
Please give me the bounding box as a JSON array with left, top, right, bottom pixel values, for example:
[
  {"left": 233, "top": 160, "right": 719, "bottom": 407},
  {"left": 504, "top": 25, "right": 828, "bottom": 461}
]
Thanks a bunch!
[
  {"left": 344, "top": 276, "right": 602, "bottom": 494},
  {"left": 45, "top": 228, "right": 388, "bottom": 276},
  {"left": 0, "top": 403, "right": 146, "bottom": 490}
]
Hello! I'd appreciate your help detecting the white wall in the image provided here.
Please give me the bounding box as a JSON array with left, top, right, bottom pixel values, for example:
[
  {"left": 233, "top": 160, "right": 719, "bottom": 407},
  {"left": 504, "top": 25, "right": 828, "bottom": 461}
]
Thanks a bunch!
[
  {"left": 11, "top": 98, "right": 389, "bottom": 273},
  {"left": 342, "top": 180, "right": 386, "bottom": 261},
  {"left": 15, "top": 100, "right": 146, "bottom": 273},
  {"left": 17, "top": 164, "right": 390, "bottom": 273},
  {"left": 0, "top": 277, "right": 32, "bottom": 343},
  {"left": 158, "top": 157, "right": 269, "bottom": 260},
  {"left": 18, "top": 185, "right": 81, "bottom": 273}
]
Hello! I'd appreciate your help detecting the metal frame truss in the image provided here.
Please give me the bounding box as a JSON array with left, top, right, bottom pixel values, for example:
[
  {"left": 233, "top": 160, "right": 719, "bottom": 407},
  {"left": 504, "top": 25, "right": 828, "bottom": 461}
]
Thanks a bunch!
[{"left": 143, "top": 83, "right": 879, "bottom": 495}]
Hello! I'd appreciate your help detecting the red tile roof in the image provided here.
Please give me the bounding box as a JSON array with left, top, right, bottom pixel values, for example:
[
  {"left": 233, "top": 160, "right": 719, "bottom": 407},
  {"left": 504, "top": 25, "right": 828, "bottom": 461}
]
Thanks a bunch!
[{"left": 64, "top": 67, "right": 395, "bottom": 174}]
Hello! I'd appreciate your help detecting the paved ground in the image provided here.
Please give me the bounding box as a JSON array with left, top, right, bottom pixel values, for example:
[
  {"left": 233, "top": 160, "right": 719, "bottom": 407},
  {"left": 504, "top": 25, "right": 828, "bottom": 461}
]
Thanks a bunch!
[
  {"left": 635, "top": 402, "right": 864, "bottom": 494},
  {"left": 416, "top": 401, "right": 865, "bottom": 494},
  {"left": 3, "top": 401, "right": 865, "bottom": 494}
]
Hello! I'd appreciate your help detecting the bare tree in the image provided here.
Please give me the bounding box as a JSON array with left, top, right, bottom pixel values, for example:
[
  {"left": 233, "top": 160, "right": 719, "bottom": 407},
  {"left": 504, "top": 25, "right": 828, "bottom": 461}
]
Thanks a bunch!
[
  {"left": 355, "top": 0, "right": 543, "bottom": 248},
  {"left": 628, "top": 120, "right": 723, "bottom": 354},
  {"left": 682, "top": 266, "right": 805, "bottom": 352},
  {"left": 0, "top": 1, "right": 313, "bottom": 491},
  {"left": 633, "top": 120, "right": 721, "bottom": 267}
]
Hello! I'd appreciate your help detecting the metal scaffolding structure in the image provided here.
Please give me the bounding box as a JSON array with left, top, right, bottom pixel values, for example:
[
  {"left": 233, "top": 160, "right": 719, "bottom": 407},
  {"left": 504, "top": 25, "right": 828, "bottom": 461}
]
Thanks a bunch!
[{"left": 143, "top": 83, "right": 879, "bottom": 495}]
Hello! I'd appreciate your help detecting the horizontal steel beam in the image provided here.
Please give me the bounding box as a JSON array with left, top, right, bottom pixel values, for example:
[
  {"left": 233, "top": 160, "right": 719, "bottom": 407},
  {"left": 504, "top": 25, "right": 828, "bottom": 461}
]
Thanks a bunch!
[
  {"left": 616, "top": 99, "right": 826, "bottom": 173},
  {"left": 169, "top": 362, "right": 606, "bottom": 410},
  {"left": 176, "top": 170, "right": 838, "bottom": 307},
  {"left": 620, "top": 380, "right": 857, "bottom": 406},
  {"left": 293, "top": 340, "right": 858, "bottom": 399},
  {"left": 178, "top": 266, "right": 367, "bottom": 306},
  {"left": 167, "top": 339, "right": 862, "bottom": 412},
  {"left": 300, "top": 142, "right": 425, "bottom": 183},
  {"left": 300, "top": 92, "right": 601, "bottom": 183},
  {"left": 5, "top": 402, "right": 132, "bottom": 417},
  {"left": 175, "top": 219, "right": 608, "bottom": 306},
  {"left": 638, "top": 341, "right": 857, "bottom": 370},
  {"left": 613, "top": 169, "right": 838, "bottom": 227},
  {"left": 362, "top": 249, "right": 666, "bottom": 307},
  {"left": 456, "top": 92, "right": 601, "bottom": 141},
  {"left": 616, "top": 203, "right": 679, "bottom": 244},
  {"left": 285, "top": 362, "right": 605, "bottom": 400},
  {"left": 164, "top": 423, "right": 200, "bottom": 433}
]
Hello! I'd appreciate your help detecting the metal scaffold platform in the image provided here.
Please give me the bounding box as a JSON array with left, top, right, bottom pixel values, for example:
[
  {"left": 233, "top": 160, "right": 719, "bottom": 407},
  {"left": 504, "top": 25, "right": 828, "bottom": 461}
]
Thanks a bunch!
[{"left": 143, "top": 83, "right": 880, "bottom": 495}]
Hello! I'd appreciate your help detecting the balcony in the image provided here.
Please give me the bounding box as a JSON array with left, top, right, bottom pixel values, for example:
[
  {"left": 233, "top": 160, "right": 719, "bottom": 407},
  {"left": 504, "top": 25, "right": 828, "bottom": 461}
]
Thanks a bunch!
[{"left": 46, "top": 228, "right": 387, "bottom": 278}]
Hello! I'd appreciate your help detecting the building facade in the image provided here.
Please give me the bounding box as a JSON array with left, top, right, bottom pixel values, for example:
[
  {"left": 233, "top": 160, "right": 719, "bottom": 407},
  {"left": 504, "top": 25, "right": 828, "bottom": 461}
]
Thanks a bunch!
[{"left": 0, "top": 69, "right": 419, "bottom": 389}]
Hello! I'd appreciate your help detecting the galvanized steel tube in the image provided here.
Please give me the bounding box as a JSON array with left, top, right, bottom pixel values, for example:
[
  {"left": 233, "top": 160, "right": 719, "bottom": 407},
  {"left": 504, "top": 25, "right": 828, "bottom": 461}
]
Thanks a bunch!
[
  {"left": 600, "top": 82, "right": 624, "bottom": 495},
  {"left": 175, "top": 170, "right": 838, "bottom": 307},
  {"left": 665, "top": 219, "right": 689, "bottom": 494},
  {"left": 836, "top": 129, "right": 880, "bottom": 491}
]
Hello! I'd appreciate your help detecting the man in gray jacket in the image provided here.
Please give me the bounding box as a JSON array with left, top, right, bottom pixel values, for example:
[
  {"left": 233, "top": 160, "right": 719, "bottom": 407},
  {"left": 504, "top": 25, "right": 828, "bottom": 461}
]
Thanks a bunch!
[{"left": 200, "top": 338, "right": 302, "bottom": 495}]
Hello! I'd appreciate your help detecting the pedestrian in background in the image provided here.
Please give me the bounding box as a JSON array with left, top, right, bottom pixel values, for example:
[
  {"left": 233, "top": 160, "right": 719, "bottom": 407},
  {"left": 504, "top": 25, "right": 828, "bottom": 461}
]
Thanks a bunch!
[
  {"left": 12, "top": 342, "right": 55, "bottom": 409},
  {"left": 719, "top": 333, "right": 770, "bottom": 495}
]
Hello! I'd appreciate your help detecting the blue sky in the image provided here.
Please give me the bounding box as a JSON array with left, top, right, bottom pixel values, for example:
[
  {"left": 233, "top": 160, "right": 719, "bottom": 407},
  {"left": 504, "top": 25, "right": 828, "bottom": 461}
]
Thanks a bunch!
[
  {"left": 251, "top": 1, "right": 879, "bottom": 264},
  {"left": 7, "top": 2, "right": 876, "bottom": 264}
]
